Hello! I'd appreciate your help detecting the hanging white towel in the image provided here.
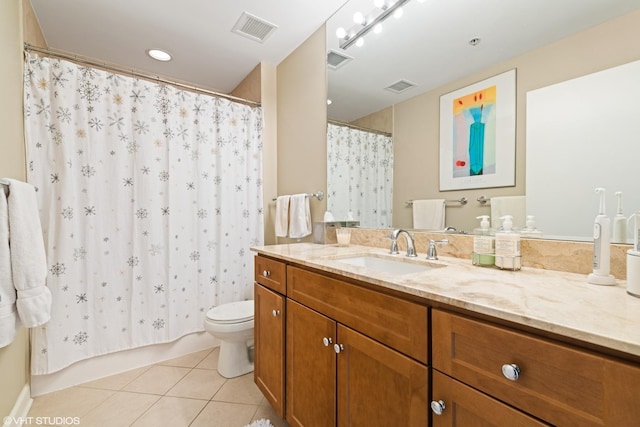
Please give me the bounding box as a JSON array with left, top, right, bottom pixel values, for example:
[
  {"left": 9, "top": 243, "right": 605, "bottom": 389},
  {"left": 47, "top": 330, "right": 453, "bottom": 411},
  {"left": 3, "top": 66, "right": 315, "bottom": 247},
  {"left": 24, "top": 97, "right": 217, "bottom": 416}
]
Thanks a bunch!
[
  {"left": 412, "top": 199, "right": 446, "bottom": 230},
  {"left": 275, "top": 195, "right": 290, "bottom": 238},
  {"left": 6, "top": 179, "right": 51, "bottom": 328},
  {"left": 0, "top": 186, "right": 19, "bottom": 348},
  {"left": 491, "top": 196, "right": 526, "bottom": 229},
  {"left": 289, "top": 194, "right": 312, "bottom": 239}
]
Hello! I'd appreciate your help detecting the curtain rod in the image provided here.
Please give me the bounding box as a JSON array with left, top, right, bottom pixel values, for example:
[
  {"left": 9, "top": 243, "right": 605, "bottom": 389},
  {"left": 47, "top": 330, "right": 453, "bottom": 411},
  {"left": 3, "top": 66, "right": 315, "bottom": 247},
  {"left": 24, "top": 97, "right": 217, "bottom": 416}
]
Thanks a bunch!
[
  {"left": 24, "top": 43, "right": 261, "bottom": 107},
  {"left": 327, "top": 119, "right": 392, "bottom": 137}
]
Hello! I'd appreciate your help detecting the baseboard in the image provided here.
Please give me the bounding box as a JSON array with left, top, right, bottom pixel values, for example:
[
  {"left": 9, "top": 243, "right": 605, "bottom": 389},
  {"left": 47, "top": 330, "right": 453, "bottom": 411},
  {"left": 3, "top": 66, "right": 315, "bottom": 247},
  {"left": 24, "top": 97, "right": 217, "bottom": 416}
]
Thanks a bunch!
[
  {"left": 31, "top": 332, "right": 217, "bottom": 397},
  {"left": 2, "top": 384, "right": 33, "bottom": 427}
]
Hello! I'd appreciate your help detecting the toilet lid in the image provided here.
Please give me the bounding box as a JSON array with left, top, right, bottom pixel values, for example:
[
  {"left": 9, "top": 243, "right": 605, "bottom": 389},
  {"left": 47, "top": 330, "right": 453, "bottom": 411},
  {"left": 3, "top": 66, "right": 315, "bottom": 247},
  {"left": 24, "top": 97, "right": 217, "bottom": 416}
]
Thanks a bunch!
[{"left": 206, "top": 300, "right": 254, "bottom": 324}]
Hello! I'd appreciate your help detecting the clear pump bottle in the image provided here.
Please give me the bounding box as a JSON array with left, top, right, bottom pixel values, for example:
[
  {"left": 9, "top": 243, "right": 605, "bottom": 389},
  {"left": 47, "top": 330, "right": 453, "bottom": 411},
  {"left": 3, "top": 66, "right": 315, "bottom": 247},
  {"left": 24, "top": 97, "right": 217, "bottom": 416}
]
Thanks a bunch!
[
  {"left": 494, "top": 215, "right": 521, "bottom": 270},
  {"left": 472, "top": 215, "right": 495, "bottom": 266}
]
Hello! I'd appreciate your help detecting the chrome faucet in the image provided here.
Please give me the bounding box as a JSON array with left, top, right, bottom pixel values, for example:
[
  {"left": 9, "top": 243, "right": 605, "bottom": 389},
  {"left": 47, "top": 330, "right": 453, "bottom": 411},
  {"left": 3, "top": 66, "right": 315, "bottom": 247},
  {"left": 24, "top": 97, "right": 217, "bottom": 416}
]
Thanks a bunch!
[
  {"left": 427, "top": 239, "right": 449, "bottom": 260},
  {"left": 389, "top": 229, "right": 417, "bottom": 257}
]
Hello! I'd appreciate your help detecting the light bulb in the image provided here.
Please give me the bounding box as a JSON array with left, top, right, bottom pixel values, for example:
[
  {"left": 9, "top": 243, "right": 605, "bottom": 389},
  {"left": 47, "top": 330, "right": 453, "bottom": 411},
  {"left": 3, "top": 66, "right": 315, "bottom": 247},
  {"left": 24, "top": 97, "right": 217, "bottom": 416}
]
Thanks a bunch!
[
  {"left": 393, "top": 7, "right": 404, "bottom": 18},
  {"left": 327, "top": 99, "right": 333, "bottom": 105},
  {"left": 355, "top": 37, "right": 364, "bottom": 47},
  {"left": 373, "top": 23, "right": 383, "bottom": 34},
  {"left": 147, "top": 49, "right": 172, "bottom": 62},
  {"left": 353, "top": 11, "right": 365, "bottom": 25},
  {"left": 336, "top": 27, "right": 346, "bottom": 39}
]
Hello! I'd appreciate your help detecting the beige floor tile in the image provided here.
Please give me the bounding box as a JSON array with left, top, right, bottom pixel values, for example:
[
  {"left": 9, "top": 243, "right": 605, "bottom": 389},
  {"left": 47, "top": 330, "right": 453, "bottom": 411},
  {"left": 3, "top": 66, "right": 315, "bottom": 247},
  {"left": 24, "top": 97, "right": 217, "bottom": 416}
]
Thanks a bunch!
[
  {"left": 78, "top": 391, "right": 160, "bottom": 426},
  {"left": 28, "top": 386, "right": 115, "bottom": 419},
  {"left": 190, "top": 401, "right": 258, "bottom": 427},
  {"left": 212, "top": 372, "right": 264, "bottom": 405},
  {"left": 122, "top": 364, "right": 190, "bottom": 395},
  {"left": 252, "top": 401, "right": 290, "bottom": 427},
  {"left": 166, "top": 367, "right": 227, "bottom": 400},
  {"left": 196, "top": 346, "right": 220, "bottom": 370},
  {"left": 78, "top": 365, "right": 151, "bottom": 391},
  {"left": 157, "top": 348, "right": 213, "bottom": 368},
  {"left": 130, "top": 396, "right": 207, "bottom": 427}
]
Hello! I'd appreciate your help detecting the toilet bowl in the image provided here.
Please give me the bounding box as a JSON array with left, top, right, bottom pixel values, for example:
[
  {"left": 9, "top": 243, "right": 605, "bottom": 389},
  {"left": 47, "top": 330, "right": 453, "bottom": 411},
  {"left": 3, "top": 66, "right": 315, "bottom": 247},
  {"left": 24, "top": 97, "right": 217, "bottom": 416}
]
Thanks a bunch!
[{"left": 204, "top": 300, "right": 254, "bottom": 378}]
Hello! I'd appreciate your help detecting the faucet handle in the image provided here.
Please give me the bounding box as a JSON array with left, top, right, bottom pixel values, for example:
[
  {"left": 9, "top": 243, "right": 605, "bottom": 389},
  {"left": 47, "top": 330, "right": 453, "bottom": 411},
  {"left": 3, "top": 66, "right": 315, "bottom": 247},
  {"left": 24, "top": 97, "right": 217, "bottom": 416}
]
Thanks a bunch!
[{"left": 426, "top": 239, "right": 449, "bottom": 260}]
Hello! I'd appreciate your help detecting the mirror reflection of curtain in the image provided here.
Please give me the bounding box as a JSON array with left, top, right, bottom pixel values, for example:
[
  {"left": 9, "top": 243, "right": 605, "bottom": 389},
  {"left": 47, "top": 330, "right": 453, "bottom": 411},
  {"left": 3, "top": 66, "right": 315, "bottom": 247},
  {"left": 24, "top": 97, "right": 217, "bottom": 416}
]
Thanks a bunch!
[{"left": 327, "top": 123, "right": 393, "bottom": 228}]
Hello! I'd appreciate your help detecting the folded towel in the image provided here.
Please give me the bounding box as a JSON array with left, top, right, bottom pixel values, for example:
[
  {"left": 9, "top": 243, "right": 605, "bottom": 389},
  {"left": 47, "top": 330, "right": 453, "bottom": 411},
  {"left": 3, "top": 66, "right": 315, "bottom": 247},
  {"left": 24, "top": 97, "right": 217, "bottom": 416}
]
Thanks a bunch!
[
  {"left": 491, "top": 196, "right": 526, "bottom": 229},
  {"left": 412, "top": 199, "right": 446, "bottom": 230},
  {"left": 289, "top": 194, "right": 312, "bottom": 239},
  {"left": 275, "top": 195, "right": 290, "bottom": 237},
  {"left": 6, "top": 179, "right": 51, "bottom": 328},
  {"left": 0, "top": 187, "right": 19, "bottom": 348}
]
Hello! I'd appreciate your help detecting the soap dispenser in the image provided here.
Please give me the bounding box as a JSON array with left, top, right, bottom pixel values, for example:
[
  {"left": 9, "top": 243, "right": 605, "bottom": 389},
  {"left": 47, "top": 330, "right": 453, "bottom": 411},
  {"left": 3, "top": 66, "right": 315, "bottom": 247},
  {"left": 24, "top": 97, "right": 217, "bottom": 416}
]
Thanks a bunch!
[
  {"left": 587, "top": 188, "right": 616, "bottom": 285},
  {"left": 494, "top": 215, "right": 521, "bottom": 270},
  {"left": 472, "top": 215, "right": 495, "bottom": 266}
]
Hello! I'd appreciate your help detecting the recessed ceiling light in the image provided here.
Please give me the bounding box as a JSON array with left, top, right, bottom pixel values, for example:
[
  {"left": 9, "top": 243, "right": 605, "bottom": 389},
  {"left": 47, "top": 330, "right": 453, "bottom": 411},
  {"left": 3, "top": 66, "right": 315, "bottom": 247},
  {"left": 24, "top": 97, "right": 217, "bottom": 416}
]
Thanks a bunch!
[
  {"left": 147, "top": 49, "right": 172, "bottom": 62},
  {"left": 469, "top": 38, "right": 481, "bottom": 46}
]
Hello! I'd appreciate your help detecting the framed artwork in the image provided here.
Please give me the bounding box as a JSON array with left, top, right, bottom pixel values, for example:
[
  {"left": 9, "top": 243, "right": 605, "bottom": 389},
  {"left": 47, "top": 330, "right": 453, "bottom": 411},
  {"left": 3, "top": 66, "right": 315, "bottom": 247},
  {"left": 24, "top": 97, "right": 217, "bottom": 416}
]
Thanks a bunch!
[{"left": 439, "top": 69, "right": 516, "bottom": 191}]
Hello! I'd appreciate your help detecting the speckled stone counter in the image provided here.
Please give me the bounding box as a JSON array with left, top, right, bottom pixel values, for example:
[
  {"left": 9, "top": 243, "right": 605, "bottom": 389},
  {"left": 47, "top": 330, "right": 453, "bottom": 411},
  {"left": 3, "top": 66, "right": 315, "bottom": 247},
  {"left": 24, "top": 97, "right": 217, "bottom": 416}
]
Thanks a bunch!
[{"left": 252, "top": 243, "right": 640, "bottom": 359}]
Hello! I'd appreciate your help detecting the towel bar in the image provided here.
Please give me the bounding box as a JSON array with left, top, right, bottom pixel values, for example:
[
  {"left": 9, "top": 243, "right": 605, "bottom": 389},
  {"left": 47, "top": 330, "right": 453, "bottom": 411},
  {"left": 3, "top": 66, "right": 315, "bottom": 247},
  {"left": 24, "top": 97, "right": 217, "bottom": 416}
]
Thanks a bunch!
[
  {"left": 272, "top": 191, "right": 324, "bottom": 202},
  {"left": 405, "top": 197, "right": 467, "bottom": 207}
]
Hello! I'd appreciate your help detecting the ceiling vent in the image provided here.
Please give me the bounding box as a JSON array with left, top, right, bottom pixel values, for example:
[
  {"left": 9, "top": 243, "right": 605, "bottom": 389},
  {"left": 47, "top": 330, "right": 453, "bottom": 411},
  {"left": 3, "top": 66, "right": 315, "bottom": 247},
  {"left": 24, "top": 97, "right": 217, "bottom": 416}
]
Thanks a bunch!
[
  {"left": 327, "top": 50, "right": 353, "bottom": 70},
  {"left": 232, "top": 12, "right": 278, "bottom": 43},
  {"left": 385, "top": 79, "right": 417, "bottom": 94}
]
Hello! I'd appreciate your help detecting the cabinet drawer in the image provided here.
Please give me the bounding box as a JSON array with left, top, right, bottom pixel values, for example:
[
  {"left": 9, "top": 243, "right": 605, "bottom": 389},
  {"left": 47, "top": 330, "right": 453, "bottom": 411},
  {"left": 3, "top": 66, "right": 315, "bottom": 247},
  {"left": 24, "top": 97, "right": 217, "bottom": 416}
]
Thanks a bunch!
[
  {"left": 254, "top": 256, "right": 286, "bottom": 294},
  {"left": 432, "top": 309, "right": 640, "bottom": 426},
  {"left": 287, "top": 266, "right": 428, "bottom": 363},
  {"left": 431, "top": 371, "right": 548, "bottom": 426}
]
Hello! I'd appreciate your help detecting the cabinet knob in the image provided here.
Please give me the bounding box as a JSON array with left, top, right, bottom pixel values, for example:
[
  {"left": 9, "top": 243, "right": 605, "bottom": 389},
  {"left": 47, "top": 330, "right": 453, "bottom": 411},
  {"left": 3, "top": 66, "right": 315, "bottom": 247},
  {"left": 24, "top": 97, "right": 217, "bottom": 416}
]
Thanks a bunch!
[
  {"left": 334, "top": 343, "right": 344, "bottom": 354},
  {"left": 262, "top": 270, "right": 271, "bottom": 277},
  {"left": 272, "top": 309, "right": 280, "bottom": 317},
  {"left": 501, "top": 363, "right": 521, "bottom": 381},
  {"left": 322, "top": 337, "right": 333, "bottom": 347},
  {"left": 430, "top": 400, "right": 446, "bottom": 415}
]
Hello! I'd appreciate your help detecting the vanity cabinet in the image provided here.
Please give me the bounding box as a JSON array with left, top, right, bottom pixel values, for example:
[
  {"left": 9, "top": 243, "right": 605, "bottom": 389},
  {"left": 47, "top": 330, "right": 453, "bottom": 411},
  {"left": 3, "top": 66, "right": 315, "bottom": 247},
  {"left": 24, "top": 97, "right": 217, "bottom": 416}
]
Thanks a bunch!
[
  {"left": 432, "top": 309, "right": 640, "bottom": 426},
  {"left": 254, "top": 257, "right": 287, "bottom": 418},
  {"left": 285, "top": 264, "right": 429, "bottom": 427}
]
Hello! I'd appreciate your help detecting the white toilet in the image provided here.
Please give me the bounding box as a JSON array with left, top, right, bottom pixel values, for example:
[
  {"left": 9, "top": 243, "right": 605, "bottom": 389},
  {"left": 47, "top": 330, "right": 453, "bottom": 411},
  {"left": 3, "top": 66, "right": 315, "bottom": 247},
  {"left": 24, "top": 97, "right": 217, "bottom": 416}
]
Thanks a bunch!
[{"left": 204, "top": 300, "right": 254, "bottom": 378}]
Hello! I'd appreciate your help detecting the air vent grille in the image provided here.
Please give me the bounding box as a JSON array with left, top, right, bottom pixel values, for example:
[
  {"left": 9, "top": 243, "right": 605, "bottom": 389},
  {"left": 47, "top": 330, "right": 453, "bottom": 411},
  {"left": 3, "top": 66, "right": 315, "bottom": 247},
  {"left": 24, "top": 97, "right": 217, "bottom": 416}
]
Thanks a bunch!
[
  {"left": 232, "top": 12, "right": 278, "bottom": 43},
  {"left": 327, "top": 50, "right": 353, "bottom": 70},
  {"left": 385, "top": 80, "right": 417, "bottom": 93}
]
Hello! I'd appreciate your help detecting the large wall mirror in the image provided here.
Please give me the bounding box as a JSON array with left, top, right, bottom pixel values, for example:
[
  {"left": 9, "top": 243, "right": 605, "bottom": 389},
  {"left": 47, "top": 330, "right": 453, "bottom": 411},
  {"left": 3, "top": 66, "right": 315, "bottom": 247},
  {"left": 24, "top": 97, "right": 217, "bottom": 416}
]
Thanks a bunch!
[{"left": 326, "top": 0, "right": 640, "bottom": 240}]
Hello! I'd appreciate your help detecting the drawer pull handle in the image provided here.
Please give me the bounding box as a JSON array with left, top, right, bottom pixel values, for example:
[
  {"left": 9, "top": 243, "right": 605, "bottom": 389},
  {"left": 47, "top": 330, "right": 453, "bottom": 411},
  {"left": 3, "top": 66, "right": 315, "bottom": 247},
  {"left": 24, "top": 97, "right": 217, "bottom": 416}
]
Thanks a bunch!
[
  {"left": 262, "top": 270, "right": 271, "bottom": 277},
  {"left": 430, "top": 400, "right": 446, "bottom": 415},
  {"left": 501, "top": 363, "right": 521, "bottom": 381},
  {"left": 272, "top": 309, "right": 280, "bottom": 317},
  {"left": 322, "top": 337, "right": 333, "bottom": 347},
  {"left": 334, "top": 343, "right": 344, "bottom": 354}
]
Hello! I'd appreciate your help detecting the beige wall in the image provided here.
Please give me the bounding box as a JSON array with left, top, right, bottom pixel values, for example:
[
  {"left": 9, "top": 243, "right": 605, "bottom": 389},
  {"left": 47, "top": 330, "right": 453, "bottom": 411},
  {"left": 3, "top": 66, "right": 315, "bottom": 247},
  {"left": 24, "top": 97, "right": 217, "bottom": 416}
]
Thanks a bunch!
[
  {"left": 0, "top": 0, "right": 29, "bottom": 417},
  {"left": 230, "top": 64, "right": 261, "bottom": 104},
  {"left": 349, "top": 106, "right": 393, "bottom": 134},
  {"left": 261, "top": 63, "right": 278, "bottom": 245},
  {"left": 393, "top": 10, "right": 640, "bottom": 232},
  {"left": 276, "top": 26, "right": 328, "bottom": 243}
]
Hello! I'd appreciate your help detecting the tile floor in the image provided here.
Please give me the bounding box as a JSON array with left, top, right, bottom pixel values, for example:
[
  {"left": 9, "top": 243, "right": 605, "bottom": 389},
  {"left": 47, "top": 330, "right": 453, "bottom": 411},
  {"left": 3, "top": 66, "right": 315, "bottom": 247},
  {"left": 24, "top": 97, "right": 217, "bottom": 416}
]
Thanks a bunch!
[{"left": 27, "top": 347, "right": 290, "bottom": 427}]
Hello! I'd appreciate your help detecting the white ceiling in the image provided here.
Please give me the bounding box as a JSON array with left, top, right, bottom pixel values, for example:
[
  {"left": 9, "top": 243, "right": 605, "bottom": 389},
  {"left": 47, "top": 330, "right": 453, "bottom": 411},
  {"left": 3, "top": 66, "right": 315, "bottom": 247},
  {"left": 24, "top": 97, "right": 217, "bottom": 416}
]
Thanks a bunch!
[
  {"left": 29, "top": 0, "right": 350, "bottom": 93},
  {"left": 30, "top": 0, "right": 640, "bottom": 121}
]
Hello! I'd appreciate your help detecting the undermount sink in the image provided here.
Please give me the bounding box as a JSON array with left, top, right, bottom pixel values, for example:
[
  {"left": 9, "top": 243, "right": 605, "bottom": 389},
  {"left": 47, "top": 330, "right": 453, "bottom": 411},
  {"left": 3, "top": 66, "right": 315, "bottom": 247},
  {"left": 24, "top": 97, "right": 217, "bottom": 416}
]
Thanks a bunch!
[{"left": 334, "top": 254, "right": 443, "bottom": 275}]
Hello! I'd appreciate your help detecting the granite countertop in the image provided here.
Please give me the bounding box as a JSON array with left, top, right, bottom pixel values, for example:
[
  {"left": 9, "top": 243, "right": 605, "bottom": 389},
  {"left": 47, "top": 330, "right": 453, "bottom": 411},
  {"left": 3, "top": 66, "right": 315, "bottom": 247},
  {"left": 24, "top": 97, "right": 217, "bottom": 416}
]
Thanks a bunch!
[{"left": 251, "top": 243, "right": 640, "bottom": 359}]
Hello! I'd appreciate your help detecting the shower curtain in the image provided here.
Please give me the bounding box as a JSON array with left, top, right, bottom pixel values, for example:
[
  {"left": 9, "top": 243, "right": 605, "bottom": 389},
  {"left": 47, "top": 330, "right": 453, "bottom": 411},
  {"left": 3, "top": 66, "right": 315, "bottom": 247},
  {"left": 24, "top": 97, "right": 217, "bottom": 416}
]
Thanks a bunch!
[
  {"left": 326, "top": 123, "right": 393, "bottom": 228},
  {"left": 23, "top": 53, "right": 263, "bottom": 374}
]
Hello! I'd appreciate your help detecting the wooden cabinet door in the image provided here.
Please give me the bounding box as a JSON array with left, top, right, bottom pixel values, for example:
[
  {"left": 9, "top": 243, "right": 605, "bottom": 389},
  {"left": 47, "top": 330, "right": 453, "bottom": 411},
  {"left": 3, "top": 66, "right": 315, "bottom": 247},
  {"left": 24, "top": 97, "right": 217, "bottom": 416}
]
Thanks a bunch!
[
  {"left": 336, "top": 324, "right": 429, "bottom": 427},
  {"left": 254, "top": 284, "right": 285, "bottom": 418},
  {"left": 431, "top": 371, "right": 549, "bottom": 427},
  {"left": 286, "top": 300, "right": 336, "bottom": 427}
]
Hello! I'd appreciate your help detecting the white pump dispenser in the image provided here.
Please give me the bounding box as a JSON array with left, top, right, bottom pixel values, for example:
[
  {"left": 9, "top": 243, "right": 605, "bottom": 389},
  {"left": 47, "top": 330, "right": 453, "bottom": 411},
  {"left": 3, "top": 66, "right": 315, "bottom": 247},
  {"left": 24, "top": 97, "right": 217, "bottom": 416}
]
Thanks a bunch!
[
  {"left": 587, "top": 188, "right": 616, "bottom": 285},
  {"left": 494, "top": 215, "right": 521, "bottom": 270},
  {"left": 612, "top": 191, "right": 627, "bottom": 243},
  {"left": 520, "top": 215, "right": 543, "bottom": 238}
]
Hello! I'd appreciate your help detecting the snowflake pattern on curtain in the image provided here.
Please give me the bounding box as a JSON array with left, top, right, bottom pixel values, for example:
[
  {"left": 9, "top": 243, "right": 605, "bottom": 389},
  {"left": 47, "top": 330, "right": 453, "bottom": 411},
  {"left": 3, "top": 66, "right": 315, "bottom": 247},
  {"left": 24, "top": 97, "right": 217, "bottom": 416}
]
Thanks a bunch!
[
  {"left": 23, "top": 53, "right": 264, "bottom": 374},
  {"left": 326, "top": 123, "right": 393, "bottom": 228}
]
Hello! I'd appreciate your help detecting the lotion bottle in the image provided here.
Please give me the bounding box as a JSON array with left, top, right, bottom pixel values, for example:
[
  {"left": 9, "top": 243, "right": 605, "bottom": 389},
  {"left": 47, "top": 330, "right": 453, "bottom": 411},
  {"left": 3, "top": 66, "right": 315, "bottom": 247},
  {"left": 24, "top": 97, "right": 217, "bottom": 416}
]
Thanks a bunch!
[
  {"left": 520, "top": 215, "right": 543, "bottom": 238},
  {"left": 494, "top": 215, "right": 521, "bottom": 270},
  {"left": 612, "top": 191, "right": 627, "bottom": 243},
  {"left": 587, "top": 188, "right": 616, "bottom": 285},
  {"left": 472, "top": 215, "right": 495, "bottom": 266}
]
